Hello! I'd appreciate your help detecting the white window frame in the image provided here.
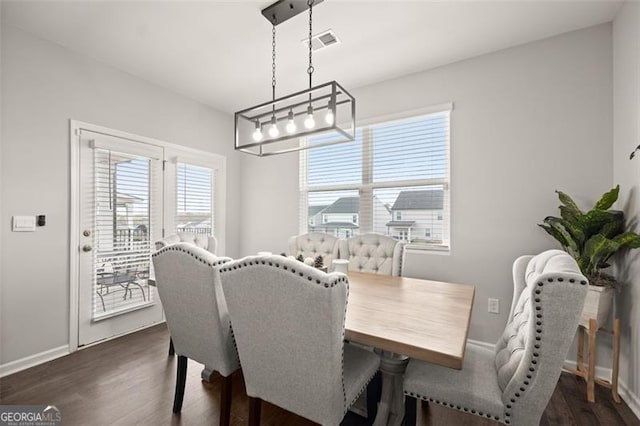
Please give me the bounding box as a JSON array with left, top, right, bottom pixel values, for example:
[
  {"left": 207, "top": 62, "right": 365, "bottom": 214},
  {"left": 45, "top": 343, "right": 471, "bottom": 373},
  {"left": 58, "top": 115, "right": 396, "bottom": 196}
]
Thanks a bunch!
[
  {"left": 299, "top": 103, "right": 452, "bottom": 252},
  {"left": 163, "top": 150, "right": 226, "bottom": 249}
]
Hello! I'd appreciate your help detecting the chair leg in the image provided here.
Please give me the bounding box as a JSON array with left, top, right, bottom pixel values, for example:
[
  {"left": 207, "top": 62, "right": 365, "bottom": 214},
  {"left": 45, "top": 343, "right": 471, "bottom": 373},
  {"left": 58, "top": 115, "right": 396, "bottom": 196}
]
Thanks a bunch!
[
  {"left": 248, "top": 397, "right": 261, "bottom": 426},
  {"left": 168, "top": 338, "right": 175, "bottom": 356},
  {"left": 366, "top": 371, "right": 382, "bottom": 424},
  {"left": 404, "top": 395, "right": 417, "bottom": 426},
  {"left": 220, "top": 375, "right": 232, "bottom": 426},
  {"left": 173, "top": 356, "right": 188, "bottom": 413}
]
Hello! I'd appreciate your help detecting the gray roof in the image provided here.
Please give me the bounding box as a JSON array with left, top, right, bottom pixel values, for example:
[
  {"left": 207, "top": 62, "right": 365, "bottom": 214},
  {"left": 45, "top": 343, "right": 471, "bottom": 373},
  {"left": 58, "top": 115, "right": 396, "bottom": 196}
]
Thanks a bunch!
[
  {"left": 323, "top": 197, "right": 359, "bottom": 214},
  {"left": 391, "top": 190, "right": 443, "bottom": 210},
  {"left": 308, "top": 205, "right": 328, "bottom": 217}
]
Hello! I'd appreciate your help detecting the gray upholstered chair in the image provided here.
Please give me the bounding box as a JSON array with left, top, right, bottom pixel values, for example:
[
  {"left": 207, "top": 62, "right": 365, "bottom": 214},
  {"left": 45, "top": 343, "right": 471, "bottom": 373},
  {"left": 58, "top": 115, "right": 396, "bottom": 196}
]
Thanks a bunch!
[
  {"left": 155, "top": 232, "right": 217, "bottom": 357},
  {"left": 152, "top": 243, "right": 238, "bottom": 425},
  {"left": 155, "top": 232, "right": 217, "bottom": 254},
  {"left": 403, "top": 249, "right": 589, "bottom": 426},
  {"left": 288, "top": 232, "right": 340, "bottom": 271},
  {"left": 220, "top": 255, "right": 381, "bottom": 426},
  {"left": 339, "top": 233, "right": 404, "bottom": 276}
]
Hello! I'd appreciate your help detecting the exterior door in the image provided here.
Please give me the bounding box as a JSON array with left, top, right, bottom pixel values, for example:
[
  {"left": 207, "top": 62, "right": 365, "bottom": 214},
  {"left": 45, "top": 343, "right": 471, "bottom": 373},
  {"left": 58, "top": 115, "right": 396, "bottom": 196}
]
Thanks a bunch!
[{"left": 77, "top": 130, "right": 164, "bottom": 346}]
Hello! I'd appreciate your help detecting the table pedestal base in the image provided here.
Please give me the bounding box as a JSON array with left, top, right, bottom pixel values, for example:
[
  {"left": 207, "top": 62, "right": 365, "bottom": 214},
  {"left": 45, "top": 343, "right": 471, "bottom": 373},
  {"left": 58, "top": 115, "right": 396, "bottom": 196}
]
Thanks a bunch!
[{"left": 373, "top": 350, "right": 409, "bottom": 426}]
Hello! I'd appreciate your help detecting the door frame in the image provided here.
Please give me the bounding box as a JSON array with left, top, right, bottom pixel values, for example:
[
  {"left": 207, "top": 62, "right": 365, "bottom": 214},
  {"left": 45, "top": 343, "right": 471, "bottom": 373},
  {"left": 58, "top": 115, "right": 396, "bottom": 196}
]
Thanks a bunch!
[{"left": 69, "top": 120, "right": 227, "bottom": 352}]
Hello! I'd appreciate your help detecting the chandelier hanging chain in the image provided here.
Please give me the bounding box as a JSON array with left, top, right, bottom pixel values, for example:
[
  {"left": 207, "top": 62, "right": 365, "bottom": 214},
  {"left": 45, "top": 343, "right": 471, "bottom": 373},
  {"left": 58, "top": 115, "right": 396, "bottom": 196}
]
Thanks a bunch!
[
  {"left": 271, "top": 22, "right": 277, "bottom": 102},
  {"left": 307, "top": 0, "right": 314, "bottom": 90}
]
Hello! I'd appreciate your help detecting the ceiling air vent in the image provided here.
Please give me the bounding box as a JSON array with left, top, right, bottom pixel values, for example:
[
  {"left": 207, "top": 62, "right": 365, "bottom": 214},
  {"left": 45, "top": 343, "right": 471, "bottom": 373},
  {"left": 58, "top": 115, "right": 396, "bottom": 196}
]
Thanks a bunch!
[{"left": 302, "top": 29, "right": 340, "bottom": 51}]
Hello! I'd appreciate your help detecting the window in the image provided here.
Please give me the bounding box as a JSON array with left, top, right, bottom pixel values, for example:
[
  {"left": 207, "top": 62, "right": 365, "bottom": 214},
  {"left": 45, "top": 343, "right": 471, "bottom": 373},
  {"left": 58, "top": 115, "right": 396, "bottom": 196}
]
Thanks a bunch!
[
  {"left": 176, "top": 163, "right": 214, "bottom": 236},
  {"left": 300, "top": 106, "right": 451, "bottom": 250}
]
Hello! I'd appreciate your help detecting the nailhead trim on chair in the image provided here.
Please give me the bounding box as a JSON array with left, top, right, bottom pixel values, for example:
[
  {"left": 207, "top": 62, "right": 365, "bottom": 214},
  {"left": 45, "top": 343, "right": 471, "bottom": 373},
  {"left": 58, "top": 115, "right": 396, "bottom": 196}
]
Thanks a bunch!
[
  {"left": 404, "top": 276, "right": 587, "bottom": 425},
  {"left": 152, "top": 245, "right": 231, "bottom": 268},
  {"left": 341, "top": 283, "right": 349, "bottom": 414},
  {"left": 403, "top": 390, "right": 503, "bottom": 422},
  {"left": 228, "top": 322, "right": 241, "bottom": 366},
  {"left": 501, "top": 277, "right": 587, "bottom": 424},
  {"left": 219, "top": 256, "right": 350, "bottom": 413}
]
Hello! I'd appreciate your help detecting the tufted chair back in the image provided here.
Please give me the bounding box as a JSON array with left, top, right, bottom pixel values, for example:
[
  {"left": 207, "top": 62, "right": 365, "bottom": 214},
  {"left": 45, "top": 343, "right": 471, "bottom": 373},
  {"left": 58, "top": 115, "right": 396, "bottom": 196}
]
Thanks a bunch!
[
  {"left": 339, "top": 233, "right": 404, "bottom": 276},
  {"left": 288, "top": 232, "right": 340, "bottom": 271},
  {"left": 152, "top": 243, "right": 237, "bottom": 376},
  {"left": 220, "top": 255, "right": 350, "bottom": 425},
  {"left": 155, "top": 232, "right": 217, "bottom": 254},
  {"left": 493, "top": 249, "right": 588, "bottom": 425}
]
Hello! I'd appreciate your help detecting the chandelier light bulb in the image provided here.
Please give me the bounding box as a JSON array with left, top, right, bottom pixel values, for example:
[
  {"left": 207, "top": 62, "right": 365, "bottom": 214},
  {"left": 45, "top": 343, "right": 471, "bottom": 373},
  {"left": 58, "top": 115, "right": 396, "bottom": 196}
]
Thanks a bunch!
[
  {"left": 269, "top": 123, "right": 280, "bottom": 138},
  {"left": 252, "top": 121, "right": 263, "bottom": 142},
  {"left": 286, "top": 109, "right": 297, "bottom": 134},
  {"left": 325, "top": 101, "right": 335, "bottom": 125},
  {"left": 268, "top": 115, "right": 280, "bottom": 138},
  {"left": 304, "top": 105, "right": 315, "bottom": 129}
]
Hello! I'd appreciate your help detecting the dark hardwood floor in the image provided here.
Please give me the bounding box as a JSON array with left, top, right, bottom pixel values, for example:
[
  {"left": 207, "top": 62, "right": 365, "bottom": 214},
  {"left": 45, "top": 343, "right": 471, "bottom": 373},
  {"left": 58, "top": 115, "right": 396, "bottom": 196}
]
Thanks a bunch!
[{"left": 1, "top": 323, "right": 638, "bottom": 425}]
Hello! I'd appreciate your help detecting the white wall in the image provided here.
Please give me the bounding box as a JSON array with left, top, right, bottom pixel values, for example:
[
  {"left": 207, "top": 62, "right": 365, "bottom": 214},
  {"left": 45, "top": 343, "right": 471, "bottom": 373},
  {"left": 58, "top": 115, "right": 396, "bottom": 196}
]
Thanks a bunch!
[
  {"left": 241, "top": 24, "right": 614, "bottom": 345},
  {"left": 0, "top": 24, "right": 241, "bottom": 365},
  {"left": 613, "top": 0, "right": 640, "bottom": 408}
]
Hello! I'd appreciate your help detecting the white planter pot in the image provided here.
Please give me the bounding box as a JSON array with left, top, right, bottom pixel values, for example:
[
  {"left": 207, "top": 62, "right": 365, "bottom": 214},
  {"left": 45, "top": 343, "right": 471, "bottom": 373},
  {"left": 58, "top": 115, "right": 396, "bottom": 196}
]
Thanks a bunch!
[{"left": 579, "top": 285, "right": 614, "bottom": 328}]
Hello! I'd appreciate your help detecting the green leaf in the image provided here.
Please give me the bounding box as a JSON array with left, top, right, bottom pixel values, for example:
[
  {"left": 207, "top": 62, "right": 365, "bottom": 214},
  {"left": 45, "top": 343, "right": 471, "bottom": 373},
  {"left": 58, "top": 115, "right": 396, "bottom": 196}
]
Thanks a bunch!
[
  {"left": 580, "top": 209, "right": 617, "bottom": 238},
  {"left": 556, "top": 190, "right": 582, "bottom": 215},
  {"left": 613, "top": 232, "right": 640, "bottom": 249},
  {"left": 583, "top": 234, "right": 619, "bottom": 275},
  {"left": 559, "top": 218, "right": 585, "bottom": 246},
  {"left": 538, "top": 224, "right": 568, "bottom": 247},
  {"left": 600, "top": 211, "right": 624, "bottom": 238},
  {"left": 547, "top": 219, "right": 578, "bottom": 254},
  {"left": 594, "top": 185, "right": 619, "bottom": 210},
  {"left": 559, "top": 205, "right": 581, "bottom": 223}
]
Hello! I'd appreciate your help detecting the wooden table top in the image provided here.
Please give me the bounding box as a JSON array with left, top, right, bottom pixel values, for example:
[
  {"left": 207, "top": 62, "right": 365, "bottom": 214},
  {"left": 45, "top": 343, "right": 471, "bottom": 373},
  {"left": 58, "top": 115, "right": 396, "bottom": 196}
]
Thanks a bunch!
[{"left": 344, "top": 272, "right": 475, "bottom": 370}]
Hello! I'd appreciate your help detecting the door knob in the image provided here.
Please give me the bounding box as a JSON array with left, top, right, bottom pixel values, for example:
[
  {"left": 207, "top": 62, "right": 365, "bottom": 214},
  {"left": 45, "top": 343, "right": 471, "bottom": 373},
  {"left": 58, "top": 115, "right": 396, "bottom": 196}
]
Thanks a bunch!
[
  {"left": 82, "top": 245, "right": 92, "bottom": 252},
  {"left": 83, "top": 229, "right": 91, "bottom": 237}
]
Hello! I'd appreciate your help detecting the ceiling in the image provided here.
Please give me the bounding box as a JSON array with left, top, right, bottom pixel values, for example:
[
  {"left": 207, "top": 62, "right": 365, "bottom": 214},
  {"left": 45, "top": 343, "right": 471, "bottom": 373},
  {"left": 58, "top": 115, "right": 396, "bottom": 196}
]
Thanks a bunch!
[{"left": 2, "top": 0, "right": 622, "bottom": 114}]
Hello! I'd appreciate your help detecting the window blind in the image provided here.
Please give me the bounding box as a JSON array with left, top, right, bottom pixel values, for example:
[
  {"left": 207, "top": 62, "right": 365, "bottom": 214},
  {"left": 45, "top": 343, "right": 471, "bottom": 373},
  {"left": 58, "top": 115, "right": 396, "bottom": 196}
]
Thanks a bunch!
[
  {"left": 176, "top": 163, "right": 214, "bottom": 236},
  {"left": 93, "top": 149, "right": 156, "bottom": 319},
  {"left": 300, "top": 109, "right": 450, "bottom": 249}
]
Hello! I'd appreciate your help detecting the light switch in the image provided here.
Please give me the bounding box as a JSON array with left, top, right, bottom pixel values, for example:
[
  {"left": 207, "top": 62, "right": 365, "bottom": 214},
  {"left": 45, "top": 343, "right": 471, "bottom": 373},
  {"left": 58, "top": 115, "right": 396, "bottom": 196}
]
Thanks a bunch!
[{"left": 12, "top": 216, "right": 36, "bottom": 232}]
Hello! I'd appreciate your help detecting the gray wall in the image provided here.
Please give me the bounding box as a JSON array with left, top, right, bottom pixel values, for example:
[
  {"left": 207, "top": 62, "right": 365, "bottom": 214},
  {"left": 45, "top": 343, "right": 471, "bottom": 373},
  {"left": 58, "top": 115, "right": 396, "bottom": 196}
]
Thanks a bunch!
[
  {"left": 0, "top": 24, "right": 240, "bottom": 364},
  {"left": 613, "top": 0, "right": 640, "bottom": 404},
  {"left": 240, "top": 24, "right": 614, "bottom": 344}
]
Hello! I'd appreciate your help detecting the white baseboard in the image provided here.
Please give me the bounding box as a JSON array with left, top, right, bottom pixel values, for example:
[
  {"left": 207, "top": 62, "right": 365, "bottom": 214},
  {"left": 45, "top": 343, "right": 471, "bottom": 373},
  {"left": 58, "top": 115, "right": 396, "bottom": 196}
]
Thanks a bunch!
[
  {"left": 467, "top": 338, "right": 495, "bottom": 351},
  {"left": 0, "top": 345, "right": 69, "bottom": 378},
  {"left": 563, "top": 359, "right": 613, "bottom": 382},
  {"left": 467, "top": 339, "right": 640, "bottom": 420},
  {"left": 620, "top": 381, "right": 640, "bottom": 420}
]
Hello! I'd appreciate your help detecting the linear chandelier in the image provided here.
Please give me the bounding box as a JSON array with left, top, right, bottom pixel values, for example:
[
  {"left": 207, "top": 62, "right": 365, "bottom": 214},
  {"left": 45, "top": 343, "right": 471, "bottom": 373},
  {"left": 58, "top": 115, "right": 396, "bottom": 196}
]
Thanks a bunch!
[{"left": 234, "top": 0, "right": 356, "bottom": 156}]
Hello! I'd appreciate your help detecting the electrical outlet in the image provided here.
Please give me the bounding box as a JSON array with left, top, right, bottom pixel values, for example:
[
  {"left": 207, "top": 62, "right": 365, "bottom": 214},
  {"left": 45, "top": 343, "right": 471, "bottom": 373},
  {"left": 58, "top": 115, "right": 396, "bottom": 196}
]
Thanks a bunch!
[{"left": 488, "top": 298, "right": 500, "bottom": 314}]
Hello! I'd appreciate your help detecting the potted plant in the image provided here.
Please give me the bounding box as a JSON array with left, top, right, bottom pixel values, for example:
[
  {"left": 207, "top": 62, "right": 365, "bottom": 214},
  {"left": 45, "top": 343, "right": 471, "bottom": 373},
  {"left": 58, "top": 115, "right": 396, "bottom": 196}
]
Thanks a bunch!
[{"left": 539, "top": 185, "right": 640, "bottom": 326}]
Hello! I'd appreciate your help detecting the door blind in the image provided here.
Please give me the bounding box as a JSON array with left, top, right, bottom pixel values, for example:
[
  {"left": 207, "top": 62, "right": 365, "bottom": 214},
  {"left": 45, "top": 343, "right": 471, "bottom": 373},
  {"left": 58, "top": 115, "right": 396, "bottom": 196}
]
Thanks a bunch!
[{"left": 93, "top": 148, "right": 156, "bottom": 318}]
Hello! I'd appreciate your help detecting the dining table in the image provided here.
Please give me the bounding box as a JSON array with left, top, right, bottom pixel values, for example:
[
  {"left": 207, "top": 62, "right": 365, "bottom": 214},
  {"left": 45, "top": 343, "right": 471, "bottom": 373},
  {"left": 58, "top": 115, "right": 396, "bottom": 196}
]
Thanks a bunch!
[{"left": 344, "top": 271, "right": 475, "bottom": 426}]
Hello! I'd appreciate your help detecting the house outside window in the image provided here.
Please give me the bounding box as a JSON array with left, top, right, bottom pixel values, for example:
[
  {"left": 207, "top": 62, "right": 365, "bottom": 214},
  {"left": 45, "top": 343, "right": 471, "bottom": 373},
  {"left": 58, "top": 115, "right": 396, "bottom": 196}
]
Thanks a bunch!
[{"left": 300, "top": 105, "right": 451, "bottom": 250}]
